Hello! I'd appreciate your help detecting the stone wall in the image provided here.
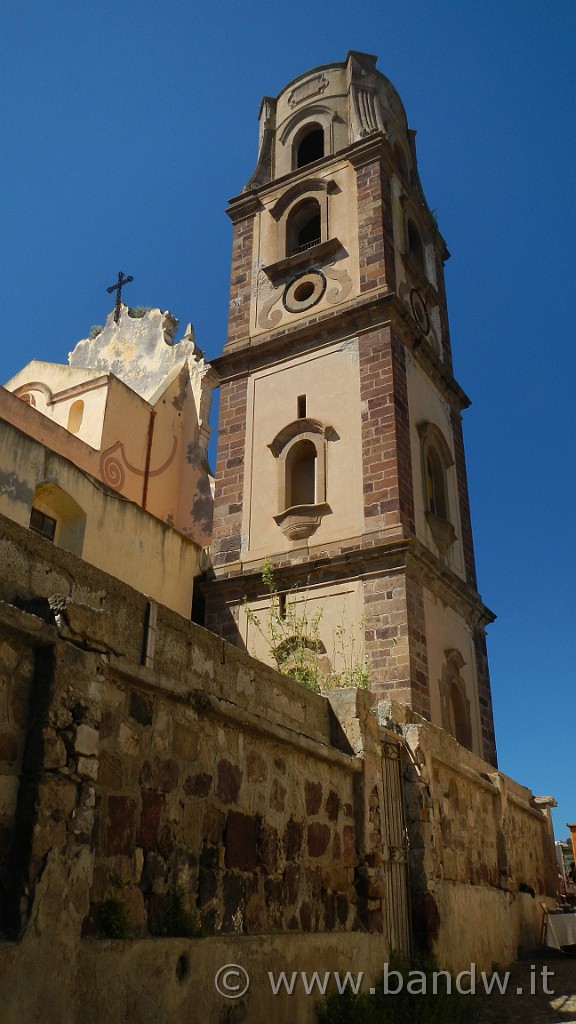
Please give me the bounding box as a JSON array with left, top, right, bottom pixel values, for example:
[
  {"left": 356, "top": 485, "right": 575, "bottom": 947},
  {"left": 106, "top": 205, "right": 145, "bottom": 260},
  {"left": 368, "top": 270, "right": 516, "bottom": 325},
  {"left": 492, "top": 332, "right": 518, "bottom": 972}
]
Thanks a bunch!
[
  {"left": 378, "top": 700, "right": 557, "bottom": 972},
  {"left": 0, "top": 511, "right": 559, "bottom": 1023}
]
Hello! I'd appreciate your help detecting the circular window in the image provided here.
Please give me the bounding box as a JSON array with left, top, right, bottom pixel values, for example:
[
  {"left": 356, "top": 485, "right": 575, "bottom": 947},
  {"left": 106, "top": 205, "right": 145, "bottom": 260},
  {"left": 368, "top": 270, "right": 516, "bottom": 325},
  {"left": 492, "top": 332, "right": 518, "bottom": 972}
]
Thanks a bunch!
[
  {"left": 410, "top": 288, "right": 430, "bottom": 335},
  {"left": 283, "top": 271, "right": 326, "bottom": 313}
]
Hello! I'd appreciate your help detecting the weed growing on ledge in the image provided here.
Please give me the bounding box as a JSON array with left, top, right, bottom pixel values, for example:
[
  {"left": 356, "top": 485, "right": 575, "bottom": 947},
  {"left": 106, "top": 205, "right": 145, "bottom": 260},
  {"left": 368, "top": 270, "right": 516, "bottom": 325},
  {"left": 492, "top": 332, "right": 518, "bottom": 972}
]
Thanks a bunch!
[
  {"left": 148, "top": 890, "right": 202, "bottom": 938},
  {"left": 243, "top": 559, "right": 369, "bottom": 693},
  {"left": 99, "top": 899, "right": 131, "bottom": 940}
]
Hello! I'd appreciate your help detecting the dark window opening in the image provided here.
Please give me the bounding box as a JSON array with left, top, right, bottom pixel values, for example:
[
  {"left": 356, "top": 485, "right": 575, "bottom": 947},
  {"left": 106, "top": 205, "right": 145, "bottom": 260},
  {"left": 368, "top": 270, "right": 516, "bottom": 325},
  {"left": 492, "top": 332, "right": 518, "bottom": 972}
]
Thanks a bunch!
[
  {"left": 287, "top": 439, "right": 317, "bottom": 506},
  {"left": 394, "top": 143, "right": 408, "bottom": 179},
  {"left": 191, "top": 583, "right": 206, "bottom": 627},
  {"left": 297, "top": 395, "right": 307, "bottom": 418},
  {"left": 448, "top": 682, "right": 471, "bottom": 749},
  {"left": 296, "top": 128, "right": 324, "bottom": 168},
  {"left": 408, "top": 220, "right": 424, "bottom": 266},
  {"left": 278, "top": 593, "right": 287, "bottom": 619},
  {"left": 287, "top": 199, "right": 322, "bottom": 257},
  {"left": 426, "top": 448, "right": 447, "bottom": 520},
  {"left": 30, "top": 507, "right": 57, "bottom": 542}
]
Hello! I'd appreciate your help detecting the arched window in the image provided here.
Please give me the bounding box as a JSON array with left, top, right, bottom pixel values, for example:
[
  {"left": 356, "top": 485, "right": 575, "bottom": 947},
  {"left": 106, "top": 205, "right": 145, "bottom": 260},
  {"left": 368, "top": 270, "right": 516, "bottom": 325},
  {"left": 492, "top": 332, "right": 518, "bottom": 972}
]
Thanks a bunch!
[
  {"left": 286, "top": 199, "right": 322, "bottom": 256},
  {"left": 407, "top": 220, "right": 424, "bottom": 267},
  {"left": 286, "top": 439, "right": 316, "bottom": 507},
  {"left": 440, "top": 650, "right": 472, "bottom": 750},
  {"left": 295, "top": 125, "right": 324, "bottom": 168},
  {"left": 448, "top": 681, "right": 471, "bottom": 749},
  {"left": 67, "top": 399, "right": 84, "bottom": 433},
  {"left": 425, "top": 447, "right": 447, "bottom": 520},
  {"left": 269, "top": 418, "right": 332, "bottom": 541},
  {"left": 418, "top": 422, "right": 456, "bottom": 556},
  {"left": 29, "top": 482, "right": 86, "bottom": 556}
]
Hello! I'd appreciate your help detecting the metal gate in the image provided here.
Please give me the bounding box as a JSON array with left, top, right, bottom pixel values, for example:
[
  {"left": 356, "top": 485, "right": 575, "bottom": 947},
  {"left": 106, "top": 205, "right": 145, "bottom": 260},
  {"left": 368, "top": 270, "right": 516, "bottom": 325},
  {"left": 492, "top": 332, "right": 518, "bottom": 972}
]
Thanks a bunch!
[{"left": 381, "top": 736, "right": 411, "bottom": 958}]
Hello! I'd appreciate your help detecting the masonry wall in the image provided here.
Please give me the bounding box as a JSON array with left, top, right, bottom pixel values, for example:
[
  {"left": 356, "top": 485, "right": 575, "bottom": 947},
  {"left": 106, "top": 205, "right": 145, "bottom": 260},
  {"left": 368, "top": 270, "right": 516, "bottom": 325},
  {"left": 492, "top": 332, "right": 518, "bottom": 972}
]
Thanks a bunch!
[
  {"left": 0, "top": 512, "right": 559, "bottom": 1024},
  {"left": 378, "top": 700, "right": 558, "bottom": 973}
]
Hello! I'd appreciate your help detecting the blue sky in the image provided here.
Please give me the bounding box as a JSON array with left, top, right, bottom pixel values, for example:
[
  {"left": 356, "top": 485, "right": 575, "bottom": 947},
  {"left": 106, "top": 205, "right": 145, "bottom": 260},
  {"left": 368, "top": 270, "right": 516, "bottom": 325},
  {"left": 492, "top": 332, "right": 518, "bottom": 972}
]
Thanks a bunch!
[{"left": 1, "top": 2, "right": 574, "bottom": 839}]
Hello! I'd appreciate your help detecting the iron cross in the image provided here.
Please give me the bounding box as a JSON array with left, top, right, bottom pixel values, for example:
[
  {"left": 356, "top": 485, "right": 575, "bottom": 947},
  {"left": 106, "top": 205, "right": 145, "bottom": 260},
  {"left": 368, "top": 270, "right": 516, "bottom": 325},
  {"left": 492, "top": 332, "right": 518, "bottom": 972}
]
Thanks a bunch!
[{"left": 106, "top": 271, "right": 134, "bottom": 323}]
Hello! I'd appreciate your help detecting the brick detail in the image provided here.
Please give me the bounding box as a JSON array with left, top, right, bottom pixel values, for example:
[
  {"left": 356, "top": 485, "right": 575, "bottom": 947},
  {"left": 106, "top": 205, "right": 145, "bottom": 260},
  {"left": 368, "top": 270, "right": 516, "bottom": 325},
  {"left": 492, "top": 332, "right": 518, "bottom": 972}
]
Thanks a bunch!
[
  {"left": 356, "top": 158, "right": 396, "bottom": 294},
  {"left": 433, "top": 254, "right": 454, "bottom": 371},
  {"left": 450, "top": 409, "right": 477, "bottom": 587},
  {"left": 226, "top": 212, "right": 255, "bottom": 347},
  {"left": 473, "top": 626, "right": 497, "bottom": 767},
  {"left": 363, "top": 569, "right": 430, "bottom": 720},
  {"left": 359, "top": 327, "right": 415, "bottom": 535},
  {"left": 210, "top": 376, "right": 248, "bottom": 570}
]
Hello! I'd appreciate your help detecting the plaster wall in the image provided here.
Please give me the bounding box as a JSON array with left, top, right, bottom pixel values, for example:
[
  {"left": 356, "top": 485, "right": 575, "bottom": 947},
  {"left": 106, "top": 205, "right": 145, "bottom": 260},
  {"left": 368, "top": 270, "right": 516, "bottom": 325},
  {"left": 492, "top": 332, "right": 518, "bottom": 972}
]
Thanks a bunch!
[
  {"left": 243, "top": 340, "right": 364, "bottom": 558},
  {"left": 405, "top": 350, "right": 465, "bottom": 576},
  {"left": 242, "top": 577, "right": 364, "bottom": 682},
  {"left": 422, "top": 586, "right": 482, "bottom": 755},
  {"left": 251, "top": 161, "right": 360, "bottom": 338},
  {"left": 0, "top": 425, "right": 197, "bottom": 617}
]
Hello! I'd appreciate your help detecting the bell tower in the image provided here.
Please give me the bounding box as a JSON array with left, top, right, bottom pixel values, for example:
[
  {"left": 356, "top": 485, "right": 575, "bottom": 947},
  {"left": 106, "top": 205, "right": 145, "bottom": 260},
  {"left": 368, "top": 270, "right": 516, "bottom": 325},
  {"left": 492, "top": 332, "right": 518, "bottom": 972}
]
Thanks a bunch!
[{"left": 205, "top": 51, "right": 497, "bottom": 766}]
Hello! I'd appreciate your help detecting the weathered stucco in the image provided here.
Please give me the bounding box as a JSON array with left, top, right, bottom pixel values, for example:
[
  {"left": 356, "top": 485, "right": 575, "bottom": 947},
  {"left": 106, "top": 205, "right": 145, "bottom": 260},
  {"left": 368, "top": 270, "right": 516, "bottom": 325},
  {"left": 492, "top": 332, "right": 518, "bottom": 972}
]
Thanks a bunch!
[
  {"left": 0, "top": 420, "right": 198, "bottom": 617},
  {"left": 3, "top": 306, "right": 216, "bottom": 548}
]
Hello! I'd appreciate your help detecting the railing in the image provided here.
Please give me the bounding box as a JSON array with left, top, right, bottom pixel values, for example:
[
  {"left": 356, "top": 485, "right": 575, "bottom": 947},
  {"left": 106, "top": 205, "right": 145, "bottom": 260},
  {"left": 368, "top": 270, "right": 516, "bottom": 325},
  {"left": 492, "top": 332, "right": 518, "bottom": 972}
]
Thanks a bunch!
[{"left": 291, "top": 237, "right": 321, "bottom": 255}]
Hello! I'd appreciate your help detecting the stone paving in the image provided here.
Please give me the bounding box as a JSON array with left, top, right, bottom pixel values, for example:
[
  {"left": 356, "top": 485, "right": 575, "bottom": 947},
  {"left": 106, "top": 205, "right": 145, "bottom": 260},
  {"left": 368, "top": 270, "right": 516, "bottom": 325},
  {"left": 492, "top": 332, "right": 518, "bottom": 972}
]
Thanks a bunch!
[{"left": 472, "top": 950, "right": 576, "bottom": 1023}]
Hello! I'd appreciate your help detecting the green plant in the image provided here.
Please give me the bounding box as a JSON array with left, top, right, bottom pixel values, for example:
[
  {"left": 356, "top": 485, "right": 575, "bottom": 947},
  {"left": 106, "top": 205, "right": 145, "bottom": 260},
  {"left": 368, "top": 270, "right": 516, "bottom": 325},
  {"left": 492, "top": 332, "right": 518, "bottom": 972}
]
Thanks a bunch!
[
  {"left": 128, "top": 306, "right": 150, "bottom": 318},
  {"left": 99, "top": 898, "right": 131, "bottom": 939},
  {"left": 148, "top": 890, "right": 201, "bottom": 938},
  {"left": 317, "top": 954, "right": 474, "bottom": 1024},
  {"left": 243, "top": 559, "right": 369, "bottom": 693},
  {"left": 88, "top": 324, "right": 104, "bottom": 340}
]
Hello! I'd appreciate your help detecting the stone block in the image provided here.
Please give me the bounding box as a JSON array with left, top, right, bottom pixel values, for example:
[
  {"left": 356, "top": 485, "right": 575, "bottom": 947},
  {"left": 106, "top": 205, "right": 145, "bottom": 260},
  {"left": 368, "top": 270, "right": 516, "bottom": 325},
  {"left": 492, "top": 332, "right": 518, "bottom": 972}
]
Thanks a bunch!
[
  {"left": 37, "top": 775, "right": 78, "bottom": 820},
  {"left": 307, "top": 823, "right": 330, "bottom": 858},
  {"left": 203, "top": 805, "right": 225, "bottom": 845},
  {"left": 151, "top": 758, "right": 179, "bottom": 792},
  {"left": 197, "top": 867, "right": 217, "bottom": 907},
  {"left": 0, "top": 774, "right": 19, "bottom": 817},
  {"left": 342, "top": 826, "right": 356, "bottom": 867},
  {"left": 325, "top": 789, "right": 340, "bottom": 822},
  {"left": 182, "top": 804, "right": 202, "bottom": 850},
  {"left": 61, "top": 603, "right": 114, "bottom": 652},
  {"left": 172, "top": 721, "right": 199, "bottom": 762},
  {"left": 118, "top": 723, "right": 140, "bottom": 757},
  {"left": 136, "top": 790, "right": 164, "bottom": 848},
  {"left": 216, "top": 759, "right": 241, "bottom": 804},
  {"left": 0, "top": 730, "right": 18, "bottom": 763},
  {"left": 106, "top": 795, "right": 138, "bottom": 856},
  {"left": 76, "top": 724, "right": 99, "bottom": 757},
  {"left": 258, "top": 823, "right": 279, "bottom": 874},
  {"left": 222, "top": 874, "right": 245, "bottom": 932},
  {"left": 305, "top": 780, "right": 322, "bottom": 815},
  {"left": 246, "top": 751, "right": 268, "bottom": 783},
  {"left": 270, "top": 779, "right": 286, "bottom": 813},
  {"left": 128, "top": 691, "right": 153, "bottom": 727},
  {"left": 184, "top": 772, "right": 212, "bottom": 797},
  {"left": 97, "top": 752, "right": 123, "bottom": 790},
  {"left": 283, "top": 818, "right": 303, "bottom": 861},
  {"left": 225, "top": 811, "right": 259, "bottom": 871},
  {"left": 77, "top": 756, "right": 99, "bottom": 781}
]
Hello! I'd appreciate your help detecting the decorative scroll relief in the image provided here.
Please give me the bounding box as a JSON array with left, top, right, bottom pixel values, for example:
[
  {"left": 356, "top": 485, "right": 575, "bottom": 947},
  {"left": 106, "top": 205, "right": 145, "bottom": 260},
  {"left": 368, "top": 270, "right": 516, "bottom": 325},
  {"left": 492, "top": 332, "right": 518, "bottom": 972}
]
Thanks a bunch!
[
  {"left": 350, "top": 85, "right": 385, "bottom": 140},
  {"left": 100, "top": 437, "right": 178, "bottom": 491},
  {"left": 398, "top": 281, "right": 441, "bottom": 355},
  {"left": 287, "top": 74, "right": 329, "bottom": 108},
  {"left": 257, "top": 264, "right": 353, "bottom": 330}
]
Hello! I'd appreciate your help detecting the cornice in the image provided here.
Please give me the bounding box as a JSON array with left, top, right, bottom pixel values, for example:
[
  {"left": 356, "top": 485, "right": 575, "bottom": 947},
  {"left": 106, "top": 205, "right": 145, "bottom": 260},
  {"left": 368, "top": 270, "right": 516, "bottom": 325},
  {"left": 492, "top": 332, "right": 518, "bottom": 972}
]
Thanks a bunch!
[{"left": 214, "top": 290, "right": 470, "bottom": 412}]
